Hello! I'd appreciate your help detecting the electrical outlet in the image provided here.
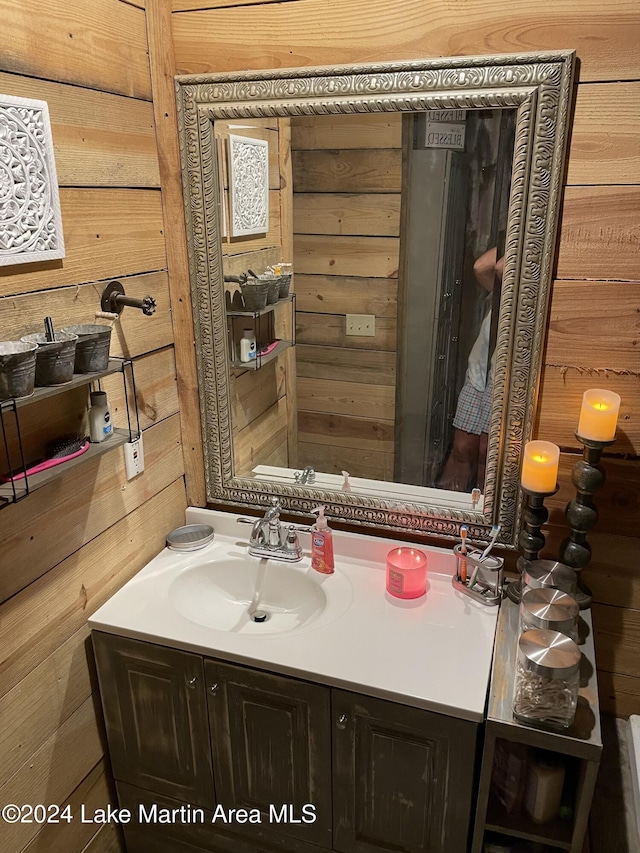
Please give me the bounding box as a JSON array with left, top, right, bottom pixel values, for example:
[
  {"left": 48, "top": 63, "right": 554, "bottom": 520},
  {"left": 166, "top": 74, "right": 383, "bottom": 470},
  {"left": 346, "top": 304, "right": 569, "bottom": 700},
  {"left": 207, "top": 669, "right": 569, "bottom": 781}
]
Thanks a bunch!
[
  {"left": 345, "top": 314, "right": 376, "bottom": 336},
  {"left": 124, "top": 435, "right": 145, "bottom": 480}
]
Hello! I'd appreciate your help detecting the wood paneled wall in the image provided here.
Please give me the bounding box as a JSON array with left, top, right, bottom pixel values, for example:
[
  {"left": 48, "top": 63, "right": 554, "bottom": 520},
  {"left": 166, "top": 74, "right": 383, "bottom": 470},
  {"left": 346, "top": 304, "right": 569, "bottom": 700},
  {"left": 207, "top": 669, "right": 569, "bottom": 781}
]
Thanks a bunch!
[
  {"left": 170, "top": 2, "right": 640, "bottom": 717},
  {"left": 217, "top": 118, "right": 297, "bottom": 476},
  {"left": 0, "top": 2, "right": 187, "bottom": 852},
  {"left": 292, "top": 115, "right": 400, "bottom": 480}
]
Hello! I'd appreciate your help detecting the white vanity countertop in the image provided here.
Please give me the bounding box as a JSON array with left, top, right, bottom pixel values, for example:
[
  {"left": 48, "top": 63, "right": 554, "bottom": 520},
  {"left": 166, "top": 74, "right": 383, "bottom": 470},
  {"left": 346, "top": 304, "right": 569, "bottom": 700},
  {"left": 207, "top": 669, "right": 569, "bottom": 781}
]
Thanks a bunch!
[{"left": 89, "top": 508, "right": 500, "bottom": 723}]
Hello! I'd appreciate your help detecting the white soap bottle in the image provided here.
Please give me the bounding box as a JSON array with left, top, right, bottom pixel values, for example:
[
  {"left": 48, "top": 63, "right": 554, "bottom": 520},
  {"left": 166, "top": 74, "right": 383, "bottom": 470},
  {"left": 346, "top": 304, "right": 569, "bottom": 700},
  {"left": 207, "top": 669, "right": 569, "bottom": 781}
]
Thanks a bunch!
[
  {"left": 89, "top": 390, "right": 113, "bottom": 442},
  {"left": 240, "top": 329, "right": 257, "bottom": 363}
]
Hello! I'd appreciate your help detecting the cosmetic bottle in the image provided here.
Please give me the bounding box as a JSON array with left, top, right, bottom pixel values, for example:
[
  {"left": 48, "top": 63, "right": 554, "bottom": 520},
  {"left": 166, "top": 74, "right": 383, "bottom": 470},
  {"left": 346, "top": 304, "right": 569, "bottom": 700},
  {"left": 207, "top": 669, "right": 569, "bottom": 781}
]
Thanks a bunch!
[
  {"left": 88, "top": 390, "right": 113, "bottom": 443},
  {"left": 239, "top": 329, "right": 257, "bottom": 363},
  {"left": 310, "top": 506, "right": 334, "bottom": 574}
]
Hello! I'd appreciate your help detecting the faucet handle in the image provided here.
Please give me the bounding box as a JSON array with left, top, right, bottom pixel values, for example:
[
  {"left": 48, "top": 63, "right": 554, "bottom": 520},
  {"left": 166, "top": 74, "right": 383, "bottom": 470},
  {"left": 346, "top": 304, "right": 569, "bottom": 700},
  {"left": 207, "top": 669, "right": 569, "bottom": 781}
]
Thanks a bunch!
[
  {"left": 285, "top": 526, "right": 299, "bottom": 549},
  {"left": 284, "top": 525, "right": 303, "bottom": 559}
]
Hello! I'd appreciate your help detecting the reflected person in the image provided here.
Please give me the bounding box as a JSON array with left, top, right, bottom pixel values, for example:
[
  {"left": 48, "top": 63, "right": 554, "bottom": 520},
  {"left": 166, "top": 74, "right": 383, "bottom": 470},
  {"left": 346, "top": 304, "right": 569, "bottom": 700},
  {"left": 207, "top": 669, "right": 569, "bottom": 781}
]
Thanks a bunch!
[{"left": 437, "top": 248, "right": 503, "bottom": 492}]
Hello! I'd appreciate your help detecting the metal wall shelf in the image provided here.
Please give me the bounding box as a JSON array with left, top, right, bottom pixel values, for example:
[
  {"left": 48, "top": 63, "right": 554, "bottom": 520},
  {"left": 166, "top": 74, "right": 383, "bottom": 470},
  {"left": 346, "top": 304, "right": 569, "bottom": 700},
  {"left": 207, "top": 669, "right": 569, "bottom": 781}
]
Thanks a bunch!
[
  {"left": 226, "top": 294, "right": 293, "bottom": 319},
  {"left": 0, "top": 359, "right": 125, "bottom": 412},
  {"left": 229, "top": 340, "right": 292, "bottom": 372},
  {"left": 226, "top": 293, "right": 296, "bottom": 372},
  {"left": 0, "top": 358, "right": 139, "bottom": 508}
]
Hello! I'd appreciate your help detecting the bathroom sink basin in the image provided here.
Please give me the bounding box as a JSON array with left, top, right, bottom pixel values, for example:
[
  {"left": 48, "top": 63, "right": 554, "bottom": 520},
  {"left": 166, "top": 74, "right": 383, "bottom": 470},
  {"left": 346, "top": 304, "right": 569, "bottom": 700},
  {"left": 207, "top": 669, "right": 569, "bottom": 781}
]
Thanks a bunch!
[{"left": 169, "top": 557, "right": 334, "bottom": 634}]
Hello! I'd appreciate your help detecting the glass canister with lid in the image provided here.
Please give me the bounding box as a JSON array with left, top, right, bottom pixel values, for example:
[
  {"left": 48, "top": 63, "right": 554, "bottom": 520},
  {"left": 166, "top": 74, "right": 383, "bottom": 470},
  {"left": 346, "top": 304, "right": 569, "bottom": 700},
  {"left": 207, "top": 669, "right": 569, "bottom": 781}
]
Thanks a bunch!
[
  {"left": 519, "top": 587, "right": 580, "bottom": 643},
  {"left": 513, "top": 629, "right": 581, "bottom": 731},
  {"left": 521, "top": 559, "right": 577, "bottom": 599}
]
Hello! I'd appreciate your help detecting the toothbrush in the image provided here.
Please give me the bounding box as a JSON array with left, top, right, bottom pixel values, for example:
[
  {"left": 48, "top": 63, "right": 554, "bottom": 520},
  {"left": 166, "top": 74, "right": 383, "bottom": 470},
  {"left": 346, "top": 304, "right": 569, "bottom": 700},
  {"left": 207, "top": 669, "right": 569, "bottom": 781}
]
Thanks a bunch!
[
  {"left": 459, "top": 525, "right": 468, "bottom": 583},
  {"left": 469, "top": 524, "right": 501, "bottom": 588},
  {"left": 479, "top": 524, "right": 501, "bottom": 562}
]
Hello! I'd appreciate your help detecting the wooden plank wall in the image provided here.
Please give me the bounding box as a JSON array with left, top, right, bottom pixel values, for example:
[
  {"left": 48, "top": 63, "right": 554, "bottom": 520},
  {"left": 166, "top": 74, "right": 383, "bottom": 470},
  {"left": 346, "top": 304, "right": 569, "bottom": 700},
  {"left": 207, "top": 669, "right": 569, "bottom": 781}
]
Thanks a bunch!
[
  {"left": 217, "top": 118, "right": 296, "bottom": 475},
  {"left": 292, "top": 115, "right": 401, "bottom": 480},
  {"left": 170, "top": 1, "right": 640, "bottom": 717},
  {"left": 0, "top": 2, "right": 187, "bottom": 852}
]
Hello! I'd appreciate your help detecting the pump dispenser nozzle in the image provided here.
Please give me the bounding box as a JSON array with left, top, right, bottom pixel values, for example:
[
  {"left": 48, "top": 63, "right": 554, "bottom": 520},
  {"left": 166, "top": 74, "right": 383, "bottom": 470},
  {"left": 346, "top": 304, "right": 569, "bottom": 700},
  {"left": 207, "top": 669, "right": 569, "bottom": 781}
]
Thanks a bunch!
[{"left": 311, "top": 505, "right": 329, "bottom": 529}]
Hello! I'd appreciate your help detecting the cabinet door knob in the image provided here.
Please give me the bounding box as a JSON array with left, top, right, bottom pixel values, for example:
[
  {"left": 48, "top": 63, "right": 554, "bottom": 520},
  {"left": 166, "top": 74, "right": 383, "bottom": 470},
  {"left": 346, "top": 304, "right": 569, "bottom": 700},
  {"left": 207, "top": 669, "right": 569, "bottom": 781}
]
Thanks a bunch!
[
  {"left": 187, "top": 675, "right": 198, "bottom": 689},
  {"left": 336, "top": 713, "right": 348, "bottom": 730},
  {"left": 209, "top": 682, "right": 219, "bottom": 695}
]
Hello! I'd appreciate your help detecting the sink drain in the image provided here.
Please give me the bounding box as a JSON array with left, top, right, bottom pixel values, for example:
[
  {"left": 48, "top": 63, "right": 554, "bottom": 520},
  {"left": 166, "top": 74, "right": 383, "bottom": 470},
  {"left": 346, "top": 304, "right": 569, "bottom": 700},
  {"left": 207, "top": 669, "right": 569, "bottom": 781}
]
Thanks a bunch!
[{"left": 252, "top": 610, "right": 269, "bottom": 623}]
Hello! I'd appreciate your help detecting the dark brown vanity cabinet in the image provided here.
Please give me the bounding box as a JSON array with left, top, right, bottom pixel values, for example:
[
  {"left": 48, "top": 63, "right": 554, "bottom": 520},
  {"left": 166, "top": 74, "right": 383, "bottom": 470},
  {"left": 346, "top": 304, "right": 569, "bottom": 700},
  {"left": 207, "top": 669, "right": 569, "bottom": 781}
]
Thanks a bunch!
[
  {"left": 332, "top": 690, "right": 478, "bottom": 853},
  {"left": 93, "top": 632, "right": 479, "bottom": 853},
  {"left": 92, "top": 632, "right": 214, "bottom": 808},
  {"left": 204, "top": 659, "right": 333, "bottom": 849}
]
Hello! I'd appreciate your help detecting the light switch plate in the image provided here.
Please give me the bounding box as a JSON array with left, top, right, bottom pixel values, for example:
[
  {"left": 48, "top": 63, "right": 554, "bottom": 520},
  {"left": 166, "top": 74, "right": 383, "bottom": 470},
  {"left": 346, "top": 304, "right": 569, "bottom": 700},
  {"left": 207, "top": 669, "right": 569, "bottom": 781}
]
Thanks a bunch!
[
  {"left": 124, "top": 435, "right": 144, "bottom": 480},
  {"left": 346, "top": 314, "right": 375, "bottom": 336}
]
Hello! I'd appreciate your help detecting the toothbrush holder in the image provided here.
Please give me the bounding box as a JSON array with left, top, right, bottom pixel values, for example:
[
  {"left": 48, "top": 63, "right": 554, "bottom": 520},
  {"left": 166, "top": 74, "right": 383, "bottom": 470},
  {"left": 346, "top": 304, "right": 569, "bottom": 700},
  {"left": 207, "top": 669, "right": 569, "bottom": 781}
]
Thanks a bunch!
[{"left": 452, "top": 545, "right": 504, "bottom": 606}]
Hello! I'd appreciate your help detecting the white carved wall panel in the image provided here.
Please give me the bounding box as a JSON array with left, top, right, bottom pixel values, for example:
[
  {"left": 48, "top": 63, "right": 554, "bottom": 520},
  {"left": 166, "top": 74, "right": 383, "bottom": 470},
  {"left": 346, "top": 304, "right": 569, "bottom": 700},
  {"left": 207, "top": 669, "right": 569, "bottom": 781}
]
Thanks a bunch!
[
  {"left": 228, "top": 134, "right": 269, "bottom": 237},
  {"left": 0, "top": 94, "right": 65, "bottom": 267}
]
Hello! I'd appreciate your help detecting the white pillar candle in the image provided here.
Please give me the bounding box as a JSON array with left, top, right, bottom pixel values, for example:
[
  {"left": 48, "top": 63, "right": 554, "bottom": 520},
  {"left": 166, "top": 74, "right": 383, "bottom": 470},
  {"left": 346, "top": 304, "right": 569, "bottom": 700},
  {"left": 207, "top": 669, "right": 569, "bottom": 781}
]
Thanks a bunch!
[
  {"left": 521, "top": 441, "right": 560, "bottom": 493},
  {"left": 577, "top": 389, "right": 621, "bottom": 442}
]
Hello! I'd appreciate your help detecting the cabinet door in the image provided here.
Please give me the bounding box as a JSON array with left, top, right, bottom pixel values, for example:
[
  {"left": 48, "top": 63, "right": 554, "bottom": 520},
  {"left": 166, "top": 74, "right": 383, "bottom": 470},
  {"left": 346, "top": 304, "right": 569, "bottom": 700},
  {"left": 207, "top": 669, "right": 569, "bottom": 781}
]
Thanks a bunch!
[
  {"left": 92, "top": 632, "right": 214, "bottom": 808},
  {"left": 205, "top": 659, "right": 332, "bottom": 849},
  {"left": 332, "top": 690, "right": 478, "bottom": 853}
]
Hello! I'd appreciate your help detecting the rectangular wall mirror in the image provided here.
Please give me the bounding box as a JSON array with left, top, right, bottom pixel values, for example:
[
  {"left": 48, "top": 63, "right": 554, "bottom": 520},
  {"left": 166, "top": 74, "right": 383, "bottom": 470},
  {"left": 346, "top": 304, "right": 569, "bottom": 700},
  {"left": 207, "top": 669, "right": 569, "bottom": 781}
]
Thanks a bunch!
[{"left": 176, "top": 51, "right": 575, "bottom": 547}]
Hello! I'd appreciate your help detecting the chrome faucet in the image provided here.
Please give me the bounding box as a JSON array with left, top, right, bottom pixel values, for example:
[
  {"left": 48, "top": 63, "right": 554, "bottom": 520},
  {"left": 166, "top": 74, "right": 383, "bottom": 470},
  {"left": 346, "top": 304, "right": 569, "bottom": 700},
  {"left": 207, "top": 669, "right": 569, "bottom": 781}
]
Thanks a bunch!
[
  {"left": 294, "top": 465, "right": 316, "bottom": 485},
  {"left": 237, "top": 498, "right": 307, "bottom": 561}
]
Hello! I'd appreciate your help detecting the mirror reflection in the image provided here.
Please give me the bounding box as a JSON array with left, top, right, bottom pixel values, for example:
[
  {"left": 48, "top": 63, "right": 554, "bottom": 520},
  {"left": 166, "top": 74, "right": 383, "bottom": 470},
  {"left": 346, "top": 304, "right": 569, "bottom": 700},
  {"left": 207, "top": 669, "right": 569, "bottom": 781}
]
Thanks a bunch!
[{"left": 218, "top": 109, "right": 515, "bottom": 503}]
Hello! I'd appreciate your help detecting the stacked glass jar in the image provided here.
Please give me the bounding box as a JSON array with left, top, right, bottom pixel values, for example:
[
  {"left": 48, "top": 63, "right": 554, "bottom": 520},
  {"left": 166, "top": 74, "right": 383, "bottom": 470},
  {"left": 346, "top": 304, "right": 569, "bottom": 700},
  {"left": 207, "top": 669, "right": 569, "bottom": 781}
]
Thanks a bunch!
[
  {"left": 521, "top": 559, "right": 577, "bottom": 599},
  {"left": 513, "top": 560, "right": 581, "bottom": 731},
  {"left": 513, "top": 629, "right": 581, "bottom": 730},
  {"left": 520, "top": 588, "right": 580, "bottom": 643}
]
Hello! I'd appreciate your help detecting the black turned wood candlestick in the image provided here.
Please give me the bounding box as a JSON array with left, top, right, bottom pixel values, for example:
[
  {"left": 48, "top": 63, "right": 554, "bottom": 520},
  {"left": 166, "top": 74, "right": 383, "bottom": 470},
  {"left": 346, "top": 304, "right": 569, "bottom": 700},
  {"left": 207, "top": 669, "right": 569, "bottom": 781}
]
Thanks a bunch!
[
  {"left": 558, "top": 434, "right": 615, "bottom": 609},
  {"left": 506, "top": 485, "right": 559, "bottom": 604}
]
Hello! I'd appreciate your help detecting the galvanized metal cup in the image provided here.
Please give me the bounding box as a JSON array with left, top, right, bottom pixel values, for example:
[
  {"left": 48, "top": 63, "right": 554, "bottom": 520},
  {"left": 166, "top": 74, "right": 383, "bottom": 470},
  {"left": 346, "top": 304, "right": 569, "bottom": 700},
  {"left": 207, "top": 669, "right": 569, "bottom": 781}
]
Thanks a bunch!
[
  {"left": 61, "top": 324, "right": 112, "bottom": 373},
  {"left": 21, "top": 331, "right": 78, "bottom": 386},
  {"left": 278, "top": 274, "right": 292, "bottom": 298},
  {"left": 0, "top": 341, "right": 38, "bottom": 400},
  {"left": 240, "top": 281, "right": 269, "bottom": 312},
  {"left": 257, "top": 274, "right": 281, "bottom": 305}
]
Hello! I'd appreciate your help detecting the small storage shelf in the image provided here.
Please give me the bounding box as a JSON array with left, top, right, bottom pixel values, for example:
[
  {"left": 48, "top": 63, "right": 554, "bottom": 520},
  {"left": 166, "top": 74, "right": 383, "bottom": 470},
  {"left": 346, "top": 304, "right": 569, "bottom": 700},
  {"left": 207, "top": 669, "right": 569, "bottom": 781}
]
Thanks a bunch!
[
  {"left": 0, "top": 358, "right": 139, "bottom": 508},
  {"left": 485, "top": 796, "right": 573, "bottom": 849},
  {"left": 226, "top": 293, "right": 294, "bottom": 319},
  {"left": 471, "top": 594, "right": 602, "bottom": 853},
  {"left": 1, "top": 358, "right": 125, "bottom": 410},
  {"left": 226, "top": 293, "right": 295, "bottom": 372},
  {"left": 229, "top": 339, "right": 292, "bottom": 372}
]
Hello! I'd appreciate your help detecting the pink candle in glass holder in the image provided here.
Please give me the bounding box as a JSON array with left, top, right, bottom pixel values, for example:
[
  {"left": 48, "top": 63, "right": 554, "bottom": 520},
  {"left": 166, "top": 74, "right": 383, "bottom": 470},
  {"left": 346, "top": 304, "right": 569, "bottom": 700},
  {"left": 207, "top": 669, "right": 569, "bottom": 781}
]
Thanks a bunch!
[{"left": 386, "top": 547, "right": 427, "bottom": 599}]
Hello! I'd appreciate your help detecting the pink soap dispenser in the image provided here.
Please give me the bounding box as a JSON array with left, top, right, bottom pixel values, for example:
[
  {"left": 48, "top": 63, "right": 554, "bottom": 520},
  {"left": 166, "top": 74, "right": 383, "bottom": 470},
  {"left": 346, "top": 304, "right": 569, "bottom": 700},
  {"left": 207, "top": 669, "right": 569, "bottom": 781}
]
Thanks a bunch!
[{"left": 310, "top": 506, "right": 334, "bottom": 574}]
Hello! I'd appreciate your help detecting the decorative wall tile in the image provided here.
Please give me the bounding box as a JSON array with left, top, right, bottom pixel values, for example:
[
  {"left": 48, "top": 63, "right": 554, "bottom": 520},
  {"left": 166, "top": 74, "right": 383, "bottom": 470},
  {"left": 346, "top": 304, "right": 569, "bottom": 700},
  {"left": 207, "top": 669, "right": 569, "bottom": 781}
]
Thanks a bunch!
[
  {"left": 228, "top": 134, "right": 268, "bottom": 237},
  {"left": 0, "top": 94, "right": 65, "bottom": 267}
]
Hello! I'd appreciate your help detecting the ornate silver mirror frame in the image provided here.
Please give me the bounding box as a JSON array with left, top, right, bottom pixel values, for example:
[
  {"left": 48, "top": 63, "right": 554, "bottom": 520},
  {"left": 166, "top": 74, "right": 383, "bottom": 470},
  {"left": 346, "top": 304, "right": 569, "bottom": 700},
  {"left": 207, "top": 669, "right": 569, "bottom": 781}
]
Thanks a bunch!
[{"left": 175, "top": 50, "right": 575, "bottom": 547}]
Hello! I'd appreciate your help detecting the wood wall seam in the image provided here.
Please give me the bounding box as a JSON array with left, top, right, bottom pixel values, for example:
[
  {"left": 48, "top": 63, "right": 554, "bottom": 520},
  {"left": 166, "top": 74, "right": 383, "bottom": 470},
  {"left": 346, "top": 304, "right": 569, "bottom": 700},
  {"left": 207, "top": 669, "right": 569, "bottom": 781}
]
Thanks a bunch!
[
  {"left": 145, "top": 0, "right": 207, "bottom": 506},
  {"left": 0, "top": 478, "right": 188, "bottom": 702},
  {"left": 0, "top": 0, "right": 152, "bottom": 100},
  {"left": 22, "top": 761, "right": 119, "bottom": 853},
  {"left": 170, "top": 1, "right": 640, "bottom": 82},
  {"left": 0, "top": 415, "right": 184, "bottom": 603}
]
